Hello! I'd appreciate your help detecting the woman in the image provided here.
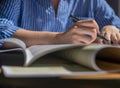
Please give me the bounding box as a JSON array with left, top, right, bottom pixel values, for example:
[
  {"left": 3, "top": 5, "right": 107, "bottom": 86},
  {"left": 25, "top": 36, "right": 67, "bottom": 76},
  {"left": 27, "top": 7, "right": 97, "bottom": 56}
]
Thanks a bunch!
[{"left": 0, "top": 0, "right": 120, "bottom": 47}]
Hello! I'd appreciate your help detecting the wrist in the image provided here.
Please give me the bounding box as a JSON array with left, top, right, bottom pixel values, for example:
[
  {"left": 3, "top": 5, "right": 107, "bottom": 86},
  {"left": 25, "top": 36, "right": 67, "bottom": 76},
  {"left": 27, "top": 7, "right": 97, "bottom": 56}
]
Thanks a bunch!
[{"left": 52, "top": 32, "right": 65, "bottom": 44}]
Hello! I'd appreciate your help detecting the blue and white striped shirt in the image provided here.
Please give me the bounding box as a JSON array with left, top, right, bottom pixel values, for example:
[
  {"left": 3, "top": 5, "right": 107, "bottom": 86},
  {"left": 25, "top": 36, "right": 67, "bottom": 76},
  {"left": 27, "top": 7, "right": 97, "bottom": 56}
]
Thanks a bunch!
[{"left": 0, "top": 0, "right": 120, "bottom": 39}]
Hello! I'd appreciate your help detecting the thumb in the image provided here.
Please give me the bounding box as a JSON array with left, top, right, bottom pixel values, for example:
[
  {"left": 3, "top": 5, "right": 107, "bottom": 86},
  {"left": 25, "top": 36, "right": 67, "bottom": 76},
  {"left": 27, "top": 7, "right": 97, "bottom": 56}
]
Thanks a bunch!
[{"left": 93, "top": 38, "right": 103, "bottom": 44}]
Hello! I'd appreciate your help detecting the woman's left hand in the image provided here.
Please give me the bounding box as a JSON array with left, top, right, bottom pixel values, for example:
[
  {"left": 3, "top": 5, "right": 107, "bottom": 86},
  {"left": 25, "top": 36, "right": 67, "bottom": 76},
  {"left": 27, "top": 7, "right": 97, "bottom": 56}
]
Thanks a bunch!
[{"left": 101, "top": 25, "right": 120, "bottom": 45}]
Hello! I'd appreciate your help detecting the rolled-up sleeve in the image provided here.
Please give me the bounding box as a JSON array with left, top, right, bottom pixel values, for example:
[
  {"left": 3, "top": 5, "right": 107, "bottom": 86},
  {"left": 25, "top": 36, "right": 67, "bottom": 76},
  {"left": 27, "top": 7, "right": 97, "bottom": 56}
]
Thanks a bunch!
[
  {"left": 0, "top": 0, "right": 22, "bottom": 38},
  {"left": 0, "top": 18, "right": 19, "bottom": 47},
  {"left": 0, "top": 0, "right": 22, "bottom": 47},
  {"left": 0, "top": 18, "right": 19, "bottom": 39}
]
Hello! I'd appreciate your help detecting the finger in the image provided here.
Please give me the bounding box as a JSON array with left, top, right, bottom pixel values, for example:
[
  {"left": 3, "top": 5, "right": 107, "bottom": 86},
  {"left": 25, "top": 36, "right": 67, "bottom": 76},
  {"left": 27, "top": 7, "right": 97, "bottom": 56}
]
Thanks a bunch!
[
  {"left": 77, "top": 20, "right": 100, "bottom": 33},
  {"left": 77, "top": 20, "right": 97, "bottom": 25},
  {"left": 73, "top": 39, "right": 89, "bottom": 45},
  {"left": 76, "top": 21, "right": 97, "bottom": 29},
  {"left": 75, "top": 24, "right": 97, "bottom": 30},
  {"left": 102, "top": 32, "right": 111, "bottom": 44},
  {"left": 94, "top": 38, "right": 103, "bottom": 44},
  {"left": 77, "top": 20, "right": 95, "bottom": 23},
  {"left": 116, "top": 33, "right": 120, "bottom": 44},
  {"left": 74, "top": 28, "right": 97, "bottom": 40},
  {"left": 110, "top": 33, "right": 118, "bottom": 45},
  {"left": 116, "top": 33, "right": 120, "bottom": 41},
  {"left": 99, "top": 39, "right": 103, "bottom": 44},
  {"left": 69, "top": 25, "right": 95, "bottom": 37},
  {"left": 111, "top": 33, "right": 119, "bottom": 45},
  {"left": 72, "top": 34, "right": 95, "bottom": 44},
  {"left": 73, "top": 23, "right": 97, "bottom": 33},
  {"left": 72, "top": 23, "right": 97, "bottom": 33}
]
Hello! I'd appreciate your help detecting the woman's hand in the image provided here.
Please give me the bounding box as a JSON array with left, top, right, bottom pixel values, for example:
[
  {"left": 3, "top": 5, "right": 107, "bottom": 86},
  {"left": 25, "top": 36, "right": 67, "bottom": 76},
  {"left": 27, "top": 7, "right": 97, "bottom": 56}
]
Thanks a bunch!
[
  {"left": 54, "top": 20, "right": 99, "bottom": 44},
  {"left": 101, "top": 25, "right": 120, "bottom": 45}
]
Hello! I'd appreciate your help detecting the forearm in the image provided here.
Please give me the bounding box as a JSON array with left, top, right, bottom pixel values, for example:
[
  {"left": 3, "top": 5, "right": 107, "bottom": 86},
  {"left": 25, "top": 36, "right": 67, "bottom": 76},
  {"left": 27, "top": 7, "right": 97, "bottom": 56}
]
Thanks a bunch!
[{"left": 11, "top": 29, "right": 62, "bottom": 47}]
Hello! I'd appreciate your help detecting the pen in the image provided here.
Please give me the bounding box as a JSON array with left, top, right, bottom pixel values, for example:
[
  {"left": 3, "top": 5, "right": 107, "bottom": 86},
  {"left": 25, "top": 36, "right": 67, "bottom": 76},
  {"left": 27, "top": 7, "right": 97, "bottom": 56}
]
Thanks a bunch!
[{"left": 70, "top": 15, "right": 110, "bottom": 43}]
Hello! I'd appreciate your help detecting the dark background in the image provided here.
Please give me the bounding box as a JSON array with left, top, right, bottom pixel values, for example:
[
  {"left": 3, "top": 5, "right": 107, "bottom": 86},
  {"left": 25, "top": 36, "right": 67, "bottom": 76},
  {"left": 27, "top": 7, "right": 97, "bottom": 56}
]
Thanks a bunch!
[{"left": 106, "top": 0, "right": 119, "bottom": 16}]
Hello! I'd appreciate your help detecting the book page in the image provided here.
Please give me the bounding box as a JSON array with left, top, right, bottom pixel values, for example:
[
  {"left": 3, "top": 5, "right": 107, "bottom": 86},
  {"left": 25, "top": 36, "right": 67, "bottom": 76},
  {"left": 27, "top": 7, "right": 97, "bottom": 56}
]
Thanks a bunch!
[
  {"left": 0, "top": 38, "right": 26, "bottom": 49},
  {"left": 30, "top": 55, "right": 92, "bottom": 71},
  {"left": 26, "top": 44, "right": 120, "bottom": 71},
  {"left": 96, "top": 47, "right": 120, "bottom": 71},
  {"left": 2, "top": 55, "right": 107, "bottom": 78},
  {"left": 54, "top": 44, "right": 120, "bottom": 71},
  {"left": 0, "top": 38, "right": 29, "bottom": 66},
  {"left": 2, "top": 65, "right": 106, "bottom": 78},
  {"left": 26, "top": 44, "right": 84, "bottom": 66}
]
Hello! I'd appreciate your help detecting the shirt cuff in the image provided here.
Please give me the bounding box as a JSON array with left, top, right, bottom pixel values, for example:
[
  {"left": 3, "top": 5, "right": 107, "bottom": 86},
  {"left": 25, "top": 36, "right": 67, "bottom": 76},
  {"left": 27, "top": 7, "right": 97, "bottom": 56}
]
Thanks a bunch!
[
  {"left": 0, "top": 18, "right": 20, "bottom": 47},
  {"left": 0, "top": 25, "right": 19, "bottom": 39}
]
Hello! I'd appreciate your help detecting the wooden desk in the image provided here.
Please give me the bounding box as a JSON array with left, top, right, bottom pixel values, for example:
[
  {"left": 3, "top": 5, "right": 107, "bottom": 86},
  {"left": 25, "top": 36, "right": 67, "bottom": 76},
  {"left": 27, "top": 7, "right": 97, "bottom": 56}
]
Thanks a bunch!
[
  {"left": 63, "top": 73, "right": 120, "bottom": 79},
  {"left": 0, "top": 68, "right": 120, "bottom": 88}
]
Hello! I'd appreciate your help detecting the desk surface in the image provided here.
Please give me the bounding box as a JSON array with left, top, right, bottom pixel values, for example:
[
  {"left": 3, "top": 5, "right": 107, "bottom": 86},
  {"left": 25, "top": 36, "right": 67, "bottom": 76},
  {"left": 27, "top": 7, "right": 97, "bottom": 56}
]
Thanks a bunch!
[
  {"left": 0, "top": 68, "right": 120, "bottom": 88},
  {"left": 0, "top": 73, "right": 120, "bottom": 88},
  {"left": 63, "top": 73, "right": 120, "bottom": 79}
]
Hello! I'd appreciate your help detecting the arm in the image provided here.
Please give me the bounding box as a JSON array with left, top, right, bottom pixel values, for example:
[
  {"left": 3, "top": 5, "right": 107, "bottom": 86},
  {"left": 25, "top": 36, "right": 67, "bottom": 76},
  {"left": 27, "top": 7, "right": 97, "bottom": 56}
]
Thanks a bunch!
[
  {"left": 0, "top": 0, "right": 22, "bottom": 25},
  {"left": 0, "top": 0, "right": 22, "bottom": 47},
  {"left": 4, "top": 20, "right": 98, "bottom": 47},
  {"left": 0, "top": 0, "right": 98, "bottom": 47},
  {"left": 94, "top": 0, "right": 120, "bottom": 44}
]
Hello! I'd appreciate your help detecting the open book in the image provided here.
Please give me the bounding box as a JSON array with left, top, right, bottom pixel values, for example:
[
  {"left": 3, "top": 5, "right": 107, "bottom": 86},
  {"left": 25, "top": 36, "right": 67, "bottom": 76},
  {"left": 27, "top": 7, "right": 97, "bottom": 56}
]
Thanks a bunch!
[{"left": 0, "top": 38, "right": 120, "bottom": 78}]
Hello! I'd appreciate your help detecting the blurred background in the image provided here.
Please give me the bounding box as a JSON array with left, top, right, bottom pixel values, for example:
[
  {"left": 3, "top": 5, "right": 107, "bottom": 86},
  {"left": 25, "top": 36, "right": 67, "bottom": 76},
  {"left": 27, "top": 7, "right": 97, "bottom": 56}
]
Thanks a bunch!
[{"left": 106, "top": 0, "right": 120, "bottom": 17}]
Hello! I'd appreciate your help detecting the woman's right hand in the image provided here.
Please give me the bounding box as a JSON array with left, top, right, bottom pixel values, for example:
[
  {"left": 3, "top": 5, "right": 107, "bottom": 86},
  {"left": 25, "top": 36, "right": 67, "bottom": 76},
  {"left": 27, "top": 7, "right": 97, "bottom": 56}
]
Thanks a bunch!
[{"left": 54, "top": 20, "right": 99, "bottom": 44}]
